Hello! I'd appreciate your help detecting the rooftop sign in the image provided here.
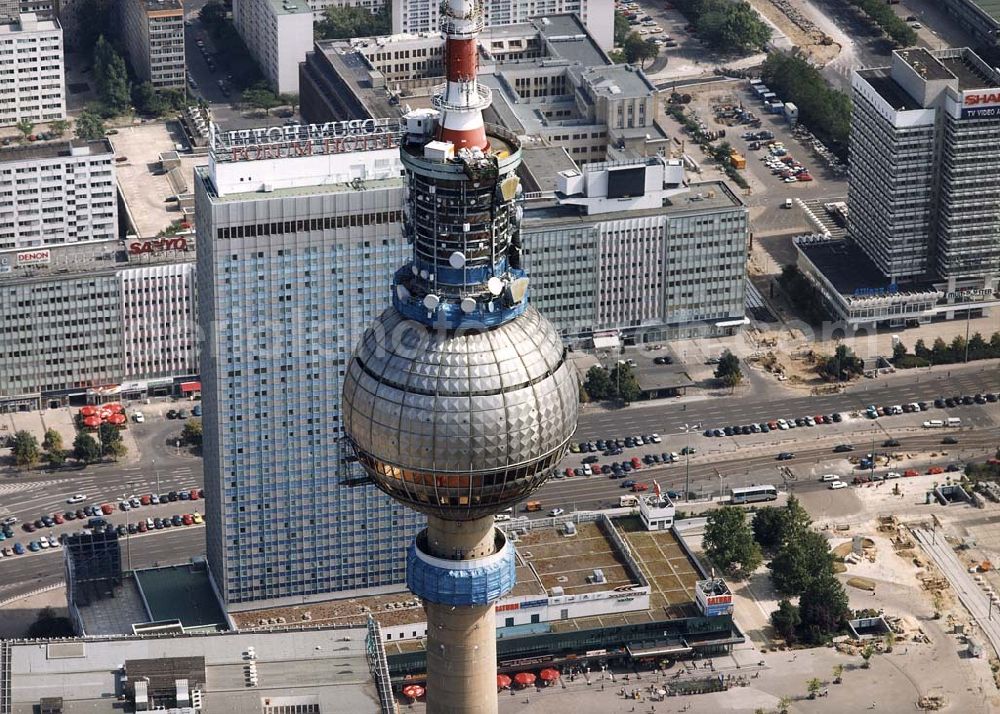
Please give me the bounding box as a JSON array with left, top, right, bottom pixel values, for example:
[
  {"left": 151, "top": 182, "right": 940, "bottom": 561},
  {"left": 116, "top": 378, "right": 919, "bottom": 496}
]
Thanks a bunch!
[
  {"left": 210, "top": 119, "right": 404, "bottom": 163},
  {"left": 961, "top": 89, "right": 1000, "bottom": 119}
]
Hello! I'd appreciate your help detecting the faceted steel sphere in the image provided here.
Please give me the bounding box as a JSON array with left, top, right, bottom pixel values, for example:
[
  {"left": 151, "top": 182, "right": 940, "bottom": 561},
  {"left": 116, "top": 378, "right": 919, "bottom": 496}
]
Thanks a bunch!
[{"left": 341, "top": 305, "right": 579, "bottom": 520}]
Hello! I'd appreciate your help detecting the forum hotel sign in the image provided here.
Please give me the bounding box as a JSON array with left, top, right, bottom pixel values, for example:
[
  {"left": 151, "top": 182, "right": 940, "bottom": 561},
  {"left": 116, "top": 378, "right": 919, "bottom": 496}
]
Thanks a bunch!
[{"left": 210, "top": 119, "right": 404, "bottom": 163}]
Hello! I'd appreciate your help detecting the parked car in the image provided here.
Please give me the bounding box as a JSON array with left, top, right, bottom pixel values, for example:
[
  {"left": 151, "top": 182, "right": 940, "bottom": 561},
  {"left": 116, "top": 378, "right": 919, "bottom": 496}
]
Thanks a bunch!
[
  {"left": 776, "top": 452, "right": 795, "bottom": 460},
  {"left": 193, "top": 512, "right": 204, "bottom": 524},
  {"left": 101, "top": 503, "right": 115, "bottom": 515},
  {"left": 166, "top": 409, "right": 179, "bottom": 419},
  {"left": 132, "top": 411, "right": 145, "bottom": 423}
]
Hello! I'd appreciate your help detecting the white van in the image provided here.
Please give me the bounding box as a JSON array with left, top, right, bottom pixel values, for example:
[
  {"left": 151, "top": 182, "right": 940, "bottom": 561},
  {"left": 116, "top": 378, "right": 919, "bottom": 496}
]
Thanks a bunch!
[
  {"left": 946, "top": 417, "right": 962, "bottom": 427},
  {"left": 923, "top": 419, "right": 944, "bottom": 428},
  {"left": 821, "top": 474, "right": 838, "bottom": 482}
]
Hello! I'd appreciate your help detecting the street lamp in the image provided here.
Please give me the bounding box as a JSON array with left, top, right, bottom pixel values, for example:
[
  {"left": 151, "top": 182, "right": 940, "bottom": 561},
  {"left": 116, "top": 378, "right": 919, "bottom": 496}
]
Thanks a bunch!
[
  {"left": 124, "top": 480, "right": 138, "bottom": 572},
  {"left": 153, "top": 458, "right": 160, "bottom": 496},
  {"left": 682, "top": 423, "right": 701, "bottom": 502}
]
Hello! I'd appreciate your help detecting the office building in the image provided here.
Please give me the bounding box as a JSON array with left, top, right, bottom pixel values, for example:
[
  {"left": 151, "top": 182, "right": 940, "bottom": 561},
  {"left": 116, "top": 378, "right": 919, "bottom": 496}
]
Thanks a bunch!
[
  {"left": 0, "top": 139, "right": 116, "bottom": 252},
  {"left": 233, "top": 0, "right": 312, "bottom": 93},
  {"left": 0, "top": 238, "right": 198, "bottom": 412},
  {"left": 391, "top": 0, "right": 614, "bottom": 50},
  {"left": 850, "top": 47, "right": 1000, "bottom": 291},
  {"left": 195, "top": 120, "right": 423, "bottom": 609},
  {"left": 523, "top": 158, "right": 749, "bottom": 342},
  {"left": 1, "top": 625, "right": 395, "bottom": 714},
  {"left": 300, "top": 15, "right": 667, "bottom": 164},
  {"left": 341, "top": 0, "right": 577, "bottom": 706},
  {"left": 0, "top": 13, "right": 65, "bottom": 127},
  {"left": 121, "top": 0, "right": 185, "bottom": 90}
]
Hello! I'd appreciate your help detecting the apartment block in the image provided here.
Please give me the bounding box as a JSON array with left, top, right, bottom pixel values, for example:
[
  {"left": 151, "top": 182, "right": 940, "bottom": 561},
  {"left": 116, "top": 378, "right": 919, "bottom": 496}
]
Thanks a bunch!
[
  {"left": 233, "top": 0, "right": 312, "bottom": 94},
  {"left": 0, "top": 13, "right": 65, "bottom": 127},
  {"left": 122, "top": 0, "right": 185, "bottom": 90},
  {"left": 0, "top": 139, "right": 116, "bottom": 252}
]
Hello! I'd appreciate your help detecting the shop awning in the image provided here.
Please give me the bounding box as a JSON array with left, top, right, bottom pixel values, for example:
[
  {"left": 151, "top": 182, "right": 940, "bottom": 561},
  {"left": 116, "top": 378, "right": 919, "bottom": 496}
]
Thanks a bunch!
[
  {"left": 593, "top": 334, "right": 621, "bottom": 350},
  {"left": 626, "top": 643, "right": 693, "bottom": 658},
  {"left": 715, "top": 317, "right": 750, "bottom": 328},
  {"left": 180, "top": 381, "right": 202, "bottom": 393}
]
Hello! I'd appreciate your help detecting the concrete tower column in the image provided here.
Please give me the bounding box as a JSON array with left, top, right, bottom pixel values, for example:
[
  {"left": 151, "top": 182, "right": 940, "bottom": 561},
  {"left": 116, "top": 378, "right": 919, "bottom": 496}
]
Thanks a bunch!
[{"left": 424, "top": 600, "right": 499, "bottom": 714}]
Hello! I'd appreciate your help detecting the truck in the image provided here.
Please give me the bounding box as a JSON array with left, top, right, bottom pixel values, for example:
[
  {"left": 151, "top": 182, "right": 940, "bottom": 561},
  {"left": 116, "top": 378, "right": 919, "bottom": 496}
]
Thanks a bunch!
[
  {"left": 525, "top": 501, "right": 542, "bottom": 512},
  {"left": 619, "top": 495, "right": 639, "bottom": 507}
]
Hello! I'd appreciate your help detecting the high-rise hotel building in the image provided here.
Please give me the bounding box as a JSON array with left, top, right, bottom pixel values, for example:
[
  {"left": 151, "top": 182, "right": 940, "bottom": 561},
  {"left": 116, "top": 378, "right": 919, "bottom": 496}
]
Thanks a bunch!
[
  {"left": 194, "top": 122, "right": 423, "bottom": 609},
  {"left": 850, "top": 47, "right": 1000, "bottom": 293}
]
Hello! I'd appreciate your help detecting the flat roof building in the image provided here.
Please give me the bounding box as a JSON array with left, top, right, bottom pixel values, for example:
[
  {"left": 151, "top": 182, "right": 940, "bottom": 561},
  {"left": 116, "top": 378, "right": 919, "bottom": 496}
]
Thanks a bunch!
[
  {"left": 522, "top": 157, "right": 749, "bottom": 343},
  {"left": 1, "top": 625, "right": 393, "bottom": 714},
  {"left": 121, "top": 0, "right": 186, "bottom": 90},
  {"left": 233, "top": 0, "right": 312, "bottom": 93},
  {"left": 195, "top": 121, "right": 423, "bottom": 610},
  {"left": 391, "top": 0, "right": 614, "bottom": 49},
  {"left": 850, "top": 48, "right": 1000, "bottom": 293},
  {"left": 0, "top": 238, "right": 198, "bottom": 412},
  {"left": 0, "top": 138, "right": 116, "bottom": 252},
  {"left": 0, "top": 13, "right": 66, "bottom": 127}
]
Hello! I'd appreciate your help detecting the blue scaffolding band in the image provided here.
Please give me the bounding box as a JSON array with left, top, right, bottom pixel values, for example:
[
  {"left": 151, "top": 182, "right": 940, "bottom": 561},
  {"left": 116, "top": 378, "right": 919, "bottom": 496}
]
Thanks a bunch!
[{"left": 407, "top": 531, "right": 516, "bottom": 606}]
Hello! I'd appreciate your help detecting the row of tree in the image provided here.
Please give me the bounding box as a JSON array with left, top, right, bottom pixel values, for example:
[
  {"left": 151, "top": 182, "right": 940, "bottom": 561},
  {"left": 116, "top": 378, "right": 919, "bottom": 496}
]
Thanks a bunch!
[
  {"left": 315, "top": 5, "right": 390, "bottom": 40},
  {"left": 816, "top": 344, "right": 865, "bottom": 382},
  {"left": 892, "top": 331, "right": 1000, "bottom": 368},
  {"left": 844, "top": 0, "right": 917, "bottom": 48},
  {"left": 776, "top": 264, "right": 831, "bottom": 325},
  {"left": 9, "top": 426, "right": 126, "bottom": 469},
  {"left": 702, "top": 497, "right": 851, "bottom": 644},
  {"left": 761, "top": 53, "right": 851, "bottom": 158},
  {"left": 583, "top": 363, "right": 641, "bottom": 404},
  {"left": 670, "top": 0, "right": 772, "bottom": 54}
]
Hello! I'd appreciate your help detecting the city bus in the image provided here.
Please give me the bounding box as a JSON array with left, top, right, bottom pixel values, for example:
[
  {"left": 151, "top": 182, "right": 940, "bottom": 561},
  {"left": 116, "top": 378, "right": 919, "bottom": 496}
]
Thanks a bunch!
[{"left": 729, "top": 485, "right": 778, "bottom": 504}]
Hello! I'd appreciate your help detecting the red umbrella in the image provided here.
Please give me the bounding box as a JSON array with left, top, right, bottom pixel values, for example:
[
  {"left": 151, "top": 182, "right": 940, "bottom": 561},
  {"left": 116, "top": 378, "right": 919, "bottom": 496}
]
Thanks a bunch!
[
  {"left": 497, "top": 674, "right": 512, "bottom": 690},
  {"left": 107, "top": 413, "right": 126, "bottom": 425},
  {"left": 98, "top": 409, "right": 112, "bottom": 421},
  {"left": 105, "top": 403, "right": 124, "bottom": 413},
  {"left": 513, "top": 672, "right": 536, "bottom": 687},
  {"left": 401, "top": 685, "right": 425, "bottom": 700},
  {"left": 82, "top": 416, "right": 101, "bottom": 428},
  {"left": 539, "top": 668, "right": 560, "bottom": 683},
  {"left": 79, "top": 406, "right": 97, "bottom": 417}
]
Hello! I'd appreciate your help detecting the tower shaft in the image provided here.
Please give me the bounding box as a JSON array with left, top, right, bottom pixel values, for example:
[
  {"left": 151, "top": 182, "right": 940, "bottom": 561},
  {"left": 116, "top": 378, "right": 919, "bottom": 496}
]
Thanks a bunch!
[{"left": 423, "top": 515, "right": 500, "bottom": 714}]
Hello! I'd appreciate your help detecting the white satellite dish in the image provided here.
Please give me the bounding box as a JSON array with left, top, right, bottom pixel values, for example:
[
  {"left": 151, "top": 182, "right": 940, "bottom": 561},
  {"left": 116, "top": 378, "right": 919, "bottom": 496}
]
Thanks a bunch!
[
  {"left": 396, "top": 285, "right": 411, "bottom": 301},
  {"left": 419, "top": 269, "right": 429, "bottom": 280},
  {"left": 460, "top": 297, "right": 477, "bottom": 313},
  {"left": 487, "top": 277, "right": 503, "bottom": 296},
  {"left": 423, "top": 294, "right": 440, "bottom": 310},
  {"left": 449, "top": 251, "right": 466, "bottom": 269},
  {"left": 411, "top": 265, "right": 419, "bottom": 276}
]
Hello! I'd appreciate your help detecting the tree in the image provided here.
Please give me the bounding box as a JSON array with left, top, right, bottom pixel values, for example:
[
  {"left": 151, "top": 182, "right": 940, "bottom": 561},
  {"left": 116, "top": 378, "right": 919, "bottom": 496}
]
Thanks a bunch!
[
  {"left": 72, "top": 433, "right": 102, "bottom": 464},
  {"left": 832, "top": 663, "right": 844, "bottom": 684},
  {"left": 770, "top": 599, "right": 800, "bottom": 642},
  {"left": 860, "top": 641, "right": 876, "bottom": 668},
  {"left": 199, "top": 0, "right": 228, "bottom": 24},
  {"left": 41, "top": 429, "right": 62, "bottom": 454},
  {"left": 26, "top": 606, "right": 74, "bottom": 638},
  {"left": 11, "top": 430, "right": 40, "bottom": 468},
  {"left": 717, "top": 2, "right": 772, "bottom": 52},
  {"left": 623, "top": 32, "right": 658, "bottom": 67},
  {"left": 74, "top": 111, "right": 106, "bottom": 140},
  {"left": 931, "top": 337, "right": 950, "bottom": 364},
  {"left": 714, "top": 350, "right": 742, "bottom": 389},
  {"left": 98, "top": 422, "right": 126, "bottom": 460},
  {"left": 181, "top": 418, "right": 203, "bottom": 446},
  {"left": 278, "top": 93, "right": 299, "bottom": 114},
  {"left": 807, "top": 677, "right": 822, "bottom": 699},
  {"left": 777, "top": 696, "right": 791, "bottom": 714},
  {"left": 950, "top": 334, "right": 968, "bottom": 362},
  {"left": 751, "top": 507, "right": 786, "bottom": 550},
  {"left": 614, "top": 11, "right": 631, "bottom": 46},
  {"left": 48, "top": 119, "right": 69, "bottom": 137},
  {"left": 132, "top": 81, "right": 166, "bottom": 116},
  {"left": 15, "top": 119, "right": 34, "bottom": 139},
  {"left": 608, "top": 362, "right": 641, "bottom": 404},
  {"left": 241, "top": 85, "right": 282, "bottom": 114},
  {"left": 584, "top": 365, "right": 613, "bottom": 401},
  {"left": 891, "top": 340, "right": 907, "bottom": 363},
  {"left": 315, "top": 4, "right": 389, "bottom": 40},
  {"left": 914, "top": 338, "right": 930, "bottom": 361},
  {"left": 771, "top": 529, "right": 834, "bottom": 595},
  {"left": 884, "top": 630, "right": 896, "bottom": 653},
  {"left": 92, "top": 36, "right": 131, "bottom": 115},
  {"left": 798, "top": 572, "right": 850, "bottom": 643},
  {"left": 819, "top": 344, "right": 864, "bottom": 381},
  {"left": 703, "top": 506, "right": 762, "bottom": 577},
  {"left": 968, "top": 332, "right": 988, "bottom": 361}
]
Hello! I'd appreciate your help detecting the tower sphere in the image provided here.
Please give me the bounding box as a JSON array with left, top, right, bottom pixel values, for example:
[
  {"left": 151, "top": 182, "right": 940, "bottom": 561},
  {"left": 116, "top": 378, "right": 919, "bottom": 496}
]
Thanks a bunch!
[{"left": 342, "top": 305, "right": 578, "bottom": 521}]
